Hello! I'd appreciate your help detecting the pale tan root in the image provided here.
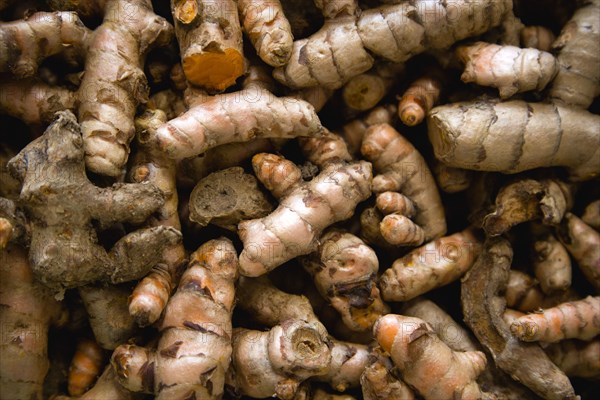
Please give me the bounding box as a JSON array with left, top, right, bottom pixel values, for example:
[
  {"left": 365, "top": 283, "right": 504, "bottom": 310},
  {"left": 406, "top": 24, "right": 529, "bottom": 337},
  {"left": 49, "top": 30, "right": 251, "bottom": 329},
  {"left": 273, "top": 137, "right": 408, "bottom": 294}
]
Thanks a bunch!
[
  {"left": 301, "top": 230, "right": 389, "bottom": 332},
  {"left": 293, "top": 86, "right": 335, "bottom": 113},
  {"left": 582, "top": 199, "right": 600, "bottom": 230},
  {"left": 274, "top": 0, "right": 511, "bottom": 89},
  {"left": 147, "top": 90, "right": 187, "bottom": 120},
  {"left": 379, "top": 229, "right": 481, "bottom": 301},
  {"left": 0, "top": 80, "right": 76, "bottom": 125},
  {"left": 545, "top": 339, "right": 600, "bottom": 379},
  {"left": 374, "top": 314, "right": 487, "bottom": 400},
  {"left": 362, "top": 123, "right": 446, "bottom": 241},
  {"left": 549, "top": 0, "right": 600, "bottom": 108},
  {"left": 67, "top": 338, "right": 105, "bottom": 396},
  {"left": 341, "top": 104, "right": 396, "bottom": 155},
  {"left": 112, "top": 238, "right": 238, "bottom": 400},
  {"left": 557, "top": 213, "right": 600, "bottom": 290},
  {"left": 242, "top": 63, "right": 277, "bottom": 92},
  {"left": 312, "top": 388, "right": 358, "bottom": 400},
  {"left": 238, "top": 154, "right": 371, "bottom": 276},
  {"left": 511, "top": 296, "right": 600, "bottom": 342},
  {"left": 379, "top": 214, "right": 425, "bottom": 246},
  {"left": 483, "top": 178, "right": 571, "bottom": 236},
  {"left": 299, "top": 129, "right": 352, "bottom": 167},
  {"left": 238, "top": 0, "right": 293, "bottom": 67},
  {"left": 228, "top": 321, "right": 331, "bottom": 400},
  {"left": 432, "top": 160, "right": 472, "bottom": 193},
  {"left": 171, "top": 0, "right": 243, "bottom": 90},
  {"left": 428, "top": 100, "right": 600, "bottom": 181},
  {"left": 52, "top": 366, "right": 135, "bottom": 400},
  {"left": 79, "top": 0, "right": 173, "bottom": 176},
  {"left": 314, "top": 0, "right": 357, "bottom": 18},
  {"left": 0, "top": 245, "right": 65, "bottom": 400},
  {"left": 457, "top": 42, "right": 558, "bottom": 99},
  {"left": 0, "top": 217, "right": 12, "bottom": 249},
  {"left": 505, "top": 270, "right": 545, "bottom": 312},
  {"left": 398, "top": 69, "right": 442, "bottom": 126},
  {"left": 376, "top": 192, "right": 415, "bottom": 218},
  {"left": 521, "top": 26, "right": 556, "bottom": 51},
  {"left": 146, "top": 89, "right": 324, "bottom": 160},
  {"left": 0, "top": 11, "right": 91, "bottom": 77},
  {"left": 343, "top": 62, "right": 405, "bottom": 112},
  {"left": 360, "top": 354, "right": 415, "bottom": 400},
  {"left": 531, "top": 224, "right": 572, "bottom": 294}
]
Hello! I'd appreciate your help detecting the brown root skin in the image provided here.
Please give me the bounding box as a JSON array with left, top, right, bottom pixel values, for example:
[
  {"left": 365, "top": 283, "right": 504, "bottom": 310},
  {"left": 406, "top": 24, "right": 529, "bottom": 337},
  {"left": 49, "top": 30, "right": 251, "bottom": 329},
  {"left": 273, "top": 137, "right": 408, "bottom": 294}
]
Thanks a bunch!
[
  {"left": 343, "top": 62, "right": 404, "bottom": 112},
  {"left": 582, "top": 199, "right": 600, "bottom": 230},
  {"left": 359, "top": 207, "right": 392, "bottom": 249},
  {"left": 53, "top": 366, "right": 137, "bottom": 400},
  {"left": 531, "top": 225, "right": 572, "bottom": 294},
  {"left": 376, "top": 192, "right": 415, "bottom": 217},
  {"left": 316, "top": 340, "right": 370, "bottom": 392},
  {"left": 398, "top": 70, "right": 442, "bottom": 126},
  {"left": 188, "top": 167, "right": 272, "bottom": 231},
  {"left": 238, "top": 155, "right": 372, "bottom": 277},
  {"left": 171, "top": 0, "right": 242, "bottom": 90},
  {"left": 146, "top": 89, "right": 324, "bottom": 160},
  {"left": 341, "top": 104, "right": 396, "bottom": 156},
  {"left": 374, "top": 314, "right": 487, "bottom": 400},
  {"left": 274, "top": 0, "right": 511, "bottom": 89},
  {"left": 238, "top": 0, "right": 293, "bottom": 67},
  {"left": 0, "top": 245, "right": 65, "bottom": 400},
  {"left": 505, "top": 270, "right": 545, "bottom": 312},
  {"left": 362, "top": 123, "right": 446, "bottom": 241},
  {"left": 432, "top": 161, "right": 472, "bottom": 194},
  {"left": 68, "top": 338, "right": 105, "bottom": 396},
  {"left": 461, "top": 237, "right": 576, "bottom": 400},
  {"left": 360, "top": 353, "right": 415, "bottom": 400},
  {"left": 0, "top": 80, "right": 77, "bottom": 125},
  {"left": 0, "top": 217, "right": 12, "bottom": 249},
  {"left": 510, "top": 296, "right": 600, "bottom": 342},
  {"left": 379, "top": 229, "right": 481, "bottom": 302},
  {"left": 457, "top": 42, "right": 558, "bottom": 99},
  {"left": 428, "top": 100, "right": 600, "bottom": 181},
  {"left": 545, "top": 339, "right": 600, "bottom": 379},
  {"left": 379, "top": 214, "right": 425, "bottom": 246},
  {"left": 79, "top": 0, "right": 173, "bottom": 177},
  {"left": 314, "top": 0, "right": 357, "bottom": 18},
  {"left": 483, "top": 179, "right": 570, "bottom": 236},
  {"left": 0, "top": 11, "right": 91, "bottom": 78},
  {"left": 301, "top": 230, "right": 389, "bottom": 332},
  {"left": 556, "top": 213, "right": 600, "bottom": 290},
  {"left": 147, "top": 90, "right": 187, "bottom": 120},
  {"left": 299, "top": 130, "right": 352, "bottom": 168},
  {"left": 520, "top": 26, "right": 556, "bottom": 51},
  {"left": 549, "top": 0, "right": 600, "bottom": 108},
  {"left": 112, "top": 238, "right": 238, "bottom": 400},
  {"left": 7, "top": 111, "right": 182, "bottom": 291}
]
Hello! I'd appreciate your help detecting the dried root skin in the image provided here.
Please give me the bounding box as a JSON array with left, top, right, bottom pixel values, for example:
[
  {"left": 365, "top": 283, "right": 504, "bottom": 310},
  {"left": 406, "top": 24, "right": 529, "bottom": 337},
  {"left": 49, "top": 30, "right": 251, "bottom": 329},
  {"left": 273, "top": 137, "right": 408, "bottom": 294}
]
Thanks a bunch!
[
  {"left": 549, "top": 0, "right": 600, "bottom": 108},
  {"left": 238, "top": 0, "right": 293, "bottom": 67},
  {"left": 582, "top": 199, "right": 600, "bottom": 230},
  {"left": 80, "top": 0, "right": 173, "bottom": 176},
  {"left": 520, "top": 25, "right": 556, "bottom": 52},
  {"left": 545, "top": 339, "right": 600, "bottom": 379},
  {"left": 380, "top": 229, "right": 481, "bottom": 301},
  {"left": 362, "top": 123, "right": 446, "bottom": 241},
  {"left": 374, "top": 314, "right": 487, "bottom": 400},
  {"left": 8, "top": 111, "right": 181, "bottom": 291},
  {"left": 428, "top": 100, "right": 600, "bottom": 181},
  {"left": 229, "top": 320, "right": 331, "bottom": 400},
  {"left": 68, "top": 338, "right": 105, "bottom": 396},
  {"left": 53, "top": 366, "right": 136, "bottom": 400},
  {"left": 147, "top": 90, "right": 187, "bottom": 120},
  {"left": 359, "top": 207, "right": 391, "bottom": 249},
  {"left": 557, "top": 213, "right": 600, "bottom": 290},
  {"left": 239, "top": 155, "right": 372, "bottom": 276},
  {"left": 0, "top": 80, "right": 77, "bottom": 125},
  {"left": 0, "top": 217, "right": 11, "bottom": 249},
  {"left": 171, "top": 0, "right": 243, "bottom": 90},
  {"left": 0, "top": 245, "right": 64, "bottom": 400},
  {"left": 188, "top": 167, "right": 273, "bottom": 230},
  {"left": 341, "top": 105, "right": 396, "bottom": 156},
  {"left": 314, "top": 0, "right": 357, "bottom": 18},
  {"left": 302, "top": 230, "right": 389, "bottom": 332},
  {"left": 0, "top": 11, "right": 91, "bottom": 78},
  {"left": 379, "top": 214, "right": 425, "bottom": 246},
  {"left": 148, "top": 89, "right": 324, "bottom": 160},
  {"left": 457, "top": 42, "right": 558, "bottom": 99},
  {"left": 274, "top": 0, "right": 510, "bottom": 89},
  {"left": 112, "top": 238, "right": 238, "bottom": 400},
  {"left": 375, "top": 192, "right": 415, "bottom": 218},
  {"left": 432, "top": 161, "right": 472, "bottom": 193},
  {"left": 483, "top": 179, "right": 569, "bottom": 236},
  {"left": 531, "top": 225, "right": 572, "bottom": 294},
  {"left": 510, "top": 296, "right": 600, "bottom": 342},
  {"left": 360, "top": 355, "right": 415, "bottom": 400},
  {"left": 316, "top": 340, "right": 370, "bottom": 392},
  {"left": 505, "top": 270, "right": 545, "bottom": 313},
  {"left": 299, "top": 130, "right": 352, "bottom": 168},
  {"left": 398, "top": 71, "right": 442, "bottom": 126},
  {"left": 461, "top": 237, "right": 576, "bottom": 400}
]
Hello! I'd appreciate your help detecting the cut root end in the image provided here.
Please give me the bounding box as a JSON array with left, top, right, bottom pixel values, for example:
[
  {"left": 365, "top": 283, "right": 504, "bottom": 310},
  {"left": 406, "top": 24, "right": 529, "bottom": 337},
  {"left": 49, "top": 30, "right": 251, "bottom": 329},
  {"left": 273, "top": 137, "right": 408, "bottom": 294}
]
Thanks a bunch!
[{"left": 183, "top": 49, "right": 244, "bottom": 91}]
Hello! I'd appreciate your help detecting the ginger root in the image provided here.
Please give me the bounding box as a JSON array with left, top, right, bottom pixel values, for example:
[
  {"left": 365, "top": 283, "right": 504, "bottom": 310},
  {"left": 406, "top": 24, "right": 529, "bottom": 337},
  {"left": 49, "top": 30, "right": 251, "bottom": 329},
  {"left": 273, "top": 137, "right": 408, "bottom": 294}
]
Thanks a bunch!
[
  {"left": 428, "top": 99, "right": 600, "bottom": 181},
  {"left": 374, "top": 314, "right": 487, "bottom": 400},
  {"left": 379, "top": 229, "right": 481, "bottom": 301},
  {"left": 510, "top": 296, "right": 600, "bottom": 342},
  {"left": 7, "top": 111, "right": 182, "bottom": 291},
  {"left": 456, "top": 42, "right": 558, "bottom": 99},
  {"left": 67, "top": 338, "right": 104, "bottom": 396},
  {"left": 360, "top": 354, "right": 415, "bottom": 400},
  {"left": 520, "top": 25, "right": 556, "bottom": 52},
  {"left": 582, "top": 199, "right": 600, "bottom": 230},
  {"left": 397, "top": 68, "right": 442, "bottom": 126},
  {"left": 531, "top": 224, "right": 572, "bottom": 294},
  {"left": 545, "top": 339, "right": 600, "bottom": 379},
  {"left": 238, "top": 153, "right": 372, "bottom": 276},
  {"left": 112, "top": 238, "right": 238, "bottom": 400},
  {"left": 301, "top": 230, "right": 389, "bottom": 332}
]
